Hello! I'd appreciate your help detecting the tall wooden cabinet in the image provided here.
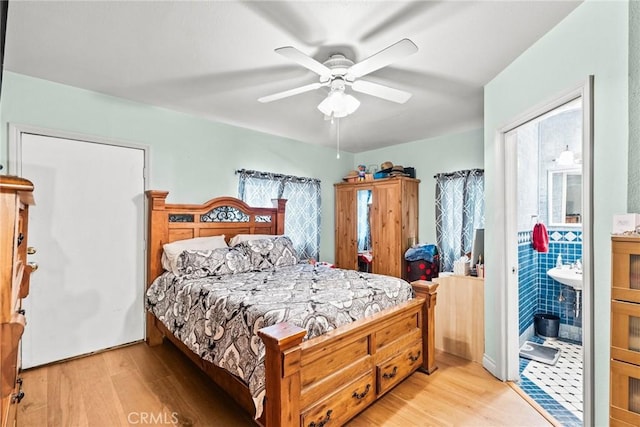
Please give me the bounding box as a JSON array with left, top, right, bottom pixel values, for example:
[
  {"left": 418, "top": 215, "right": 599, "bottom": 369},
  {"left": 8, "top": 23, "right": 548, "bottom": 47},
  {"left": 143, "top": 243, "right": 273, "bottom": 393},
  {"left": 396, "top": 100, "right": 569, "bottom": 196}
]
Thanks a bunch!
[
  {"left": 610, "top": 235, "right": 640, "bottom": 426},
  {"left": 0, "top": 176, "right": 36, "bottom": 427},
  {"left": 334, "top": 176, "right": 419, "bottom": 279}
]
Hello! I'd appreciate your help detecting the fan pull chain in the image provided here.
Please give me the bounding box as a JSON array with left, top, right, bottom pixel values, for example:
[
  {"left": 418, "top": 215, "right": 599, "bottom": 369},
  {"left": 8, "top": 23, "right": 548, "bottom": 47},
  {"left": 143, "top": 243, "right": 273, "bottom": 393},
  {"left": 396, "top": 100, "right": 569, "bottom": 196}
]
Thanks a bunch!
[{"left": 336, "top": 117, "right": 340, "bottom": 159}]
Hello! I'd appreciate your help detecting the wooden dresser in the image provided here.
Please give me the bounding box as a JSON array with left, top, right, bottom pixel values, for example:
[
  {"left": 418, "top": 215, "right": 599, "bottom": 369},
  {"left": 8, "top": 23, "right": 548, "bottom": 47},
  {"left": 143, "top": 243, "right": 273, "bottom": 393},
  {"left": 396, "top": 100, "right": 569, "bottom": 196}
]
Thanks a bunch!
[
  {"left": 0, "top": 176, "right": 36, "bottom": 427},
  {"left": 610, "top": 235, "right": 640, "bottom": 426},
  {"left": 334, "top": 176, "right": 419, "bottom": 279}
]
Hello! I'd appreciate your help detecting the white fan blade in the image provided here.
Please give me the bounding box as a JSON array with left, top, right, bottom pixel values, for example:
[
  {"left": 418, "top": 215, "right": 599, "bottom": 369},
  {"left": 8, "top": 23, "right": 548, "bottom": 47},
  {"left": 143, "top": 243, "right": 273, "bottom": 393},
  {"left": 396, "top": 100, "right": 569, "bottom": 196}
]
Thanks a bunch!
[
  {"left": 351, "top": 80, "right": 412, "bottom": 104},
  {"left": 347, "top": 38, "right": 418, "bottom": 79},
  {"left": 275, "top": 46, "right": 332, "bottom": 79},
  {"left": 258, "top": 82, "right": 323, "bottom": 103}
]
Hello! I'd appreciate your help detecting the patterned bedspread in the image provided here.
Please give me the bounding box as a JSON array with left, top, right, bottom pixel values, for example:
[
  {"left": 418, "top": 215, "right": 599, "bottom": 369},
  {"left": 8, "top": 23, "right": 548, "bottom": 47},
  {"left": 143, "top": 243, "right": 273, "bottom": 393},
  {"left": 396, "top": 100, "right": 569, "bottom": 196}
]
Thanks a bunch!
[{"left": 145, "top": 263, "right": 414, "bottom": 419}]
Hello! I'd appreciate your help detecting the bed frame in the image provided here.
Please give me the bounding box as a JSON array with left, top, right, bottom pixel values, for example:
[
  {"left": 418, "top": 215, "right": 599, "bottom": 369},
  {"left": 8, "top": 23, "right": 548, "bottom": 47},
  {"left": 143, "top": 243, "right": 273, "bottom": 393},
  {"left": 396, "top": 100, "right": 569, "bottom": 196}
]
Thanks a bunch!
[{"left": 146, "top": 191, "right": 438, "bottom": 427}]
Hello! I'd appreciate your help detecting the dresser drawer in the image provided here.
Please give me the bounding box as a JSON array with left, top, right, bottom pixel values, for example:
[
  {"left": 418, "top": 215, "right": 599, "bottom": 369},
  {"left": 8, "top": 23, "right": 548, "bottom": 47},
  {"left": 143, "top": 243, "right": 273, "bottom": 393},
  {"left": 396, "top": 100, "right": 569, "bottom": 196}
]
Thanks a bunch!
[
  {"left": 300, "top": 355, "right": 373, "bottom": 409},
  {"left": 0, "top": 314, "right": 26, "bottom": 398},
  {"left": 611, "top": 359, "right": 640, "bottom": 425},
  {"left": 301, "top": 337, "right": 369, "bottom": 389},
  {"left": 611, "top": 414, "right": 639, "bottom": 427},
  {"left": 612, "top": 300, "right": 640, "bottom": 365},
  {"left": 374, "top": 311, "right": 419, "bottom": 351},
  {"left": 301, "top": 370, "right": 375, "bottom": 427},
  {"left": 376, "top": 339, "right": 422, "bottom": 395},
  {"left": 9, "top": 261, "right": 22, "bottom": 316},
  {"left": 2, "top": 375, "right": 24, "bottom": 427},
  {"left": 18, "top": 262, "right": 37, "bottom": 300},
  {"left": 612, "top": 240, "right": 640, "bottom": 304},
  {"left": 5, "top": 398, "right": 16, "bottom": 427}
]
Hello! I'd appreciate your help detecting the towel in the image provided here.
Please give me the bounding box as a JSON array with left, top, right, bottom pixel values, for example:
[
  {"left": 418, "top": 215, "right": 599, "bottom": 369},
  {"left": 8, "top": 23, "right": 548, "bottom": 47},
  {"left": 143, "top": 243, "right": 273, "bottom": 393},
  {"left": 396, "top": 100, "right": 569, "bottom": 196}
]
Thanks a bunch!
[{"left": 532, "top": 223, "right": 549, "bottom": 253}]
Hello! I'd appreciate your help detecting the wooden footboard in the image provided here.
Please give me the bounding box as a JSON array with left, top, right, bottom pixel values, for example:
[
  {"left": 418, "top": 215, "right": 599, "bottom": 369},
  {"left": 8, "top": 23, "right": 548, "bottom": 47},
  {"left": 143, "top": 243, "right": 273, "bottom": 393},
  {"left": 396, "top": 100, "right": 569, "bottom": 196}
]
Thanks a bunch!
[
  {"left": 258, "top": 280, "right": 438, "bottom": 427},
  {"left": 147, "top": 281, "right": 438, "bottom": 427}
]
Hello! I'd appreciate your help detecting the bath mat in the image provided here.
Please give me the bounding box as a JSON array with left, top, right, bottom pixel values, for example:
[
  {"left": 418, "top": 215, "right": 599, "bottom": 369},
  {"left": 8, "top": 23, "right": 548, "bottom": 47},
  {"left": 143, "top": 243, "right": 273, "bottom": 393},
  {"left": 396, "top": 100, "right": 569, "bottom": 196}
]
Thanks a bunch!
[{"left": 519, "top": 341, "right": 561, "bottom": 365}]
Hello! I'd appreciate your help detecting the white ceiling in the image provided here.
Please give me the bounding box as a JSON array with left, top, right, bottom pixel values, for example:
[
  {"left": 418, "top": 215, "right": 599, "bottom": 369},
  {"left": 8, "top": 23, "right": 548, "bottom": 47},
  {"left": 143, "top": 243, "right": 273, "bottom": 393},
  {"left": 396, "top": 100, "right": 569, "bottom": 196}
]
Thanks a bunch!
[{"left": 4, "top": 1, "right": 582, "bottom": 153}]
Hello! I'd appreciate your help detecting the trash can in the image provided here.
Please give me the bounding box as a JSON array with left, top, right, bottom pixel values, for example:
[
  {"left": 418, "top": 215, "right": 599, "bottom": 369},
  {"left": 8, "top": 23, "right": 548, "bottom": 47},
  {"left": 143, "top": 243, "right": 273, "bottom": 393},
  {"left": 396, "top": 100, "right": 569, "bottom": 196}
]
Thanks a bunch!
[{"left": 534, "top": 313, "right": 560, "bottom": 339}]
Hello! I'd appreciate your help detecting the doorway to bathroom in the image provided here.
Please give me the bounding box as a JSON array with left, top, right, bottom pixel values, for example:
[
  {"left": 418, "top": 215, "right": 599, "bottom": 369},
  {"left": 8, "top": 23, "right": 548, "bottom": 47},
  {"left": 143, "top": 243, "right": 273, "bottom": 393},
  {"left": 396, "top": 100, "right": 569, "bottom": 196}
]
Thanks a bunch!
[{"left": 500, "top": 78, "right": 593, "bottom": 426}]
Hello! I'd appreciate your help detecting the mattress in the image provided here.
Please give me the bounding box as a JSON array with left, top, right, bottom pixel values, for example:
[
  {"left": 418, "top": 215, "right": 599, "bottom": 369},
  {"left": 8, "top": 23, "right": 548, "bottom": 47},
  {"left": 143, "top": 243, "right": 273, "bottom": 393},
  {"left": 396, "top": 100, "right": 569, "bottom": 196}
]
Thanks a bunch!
[{"left": 146, "top": 263, "right": 414, "bottom": 419}]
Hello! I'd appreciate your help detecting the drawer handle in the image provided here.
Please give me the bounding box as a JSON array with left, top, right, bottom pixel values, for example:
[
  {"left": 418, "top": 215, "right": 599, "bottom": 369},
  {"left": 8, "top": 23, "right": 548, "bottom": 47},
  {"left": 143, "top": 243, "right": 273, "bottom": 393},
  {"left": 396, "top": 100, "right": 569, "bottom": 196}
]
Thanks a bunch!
[
  {"left": 13, "top": 377, "right": 25, "bottom": 404},
  {"left": 12, "top": 390, "right": 25, "bottom": 404},
  {"left": 17, "top": 233, "right": 24, "bottom": 247},
  {"left": 308, "top": 409, "right": 332, "bottom": 427},
  {"left": 408, "top": 350, "right": 421, "bottom": 363},
  {"left": 352, "top": 384, "right": 371, "bottom": 400},
  {"left": 27, "top": 247, "right": 37, "bottom": 255},
  {"left": 28, "top": 262, "right": 38, "bottom": 272},
  {"left": 382, "top": 366, "right": 398, "bottom": 379},
  {"left": 17, "top": 309, "right": 25, "bottom": 316}
]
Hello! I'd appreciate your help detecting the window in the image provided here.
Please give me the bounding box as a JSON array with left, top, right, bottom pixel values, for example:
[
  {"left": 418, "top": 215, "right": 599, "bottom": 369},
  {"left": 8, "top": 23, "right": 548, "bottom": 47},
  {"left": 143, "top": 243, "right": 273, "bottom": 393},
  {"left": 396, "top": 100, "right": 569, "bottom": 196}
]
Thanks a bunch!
[
  {"left": 237, "top": 169, "right": 321, "bottom": 261},
  {"left": 435, "top": 169, "right": 485, "bottom": 272}
]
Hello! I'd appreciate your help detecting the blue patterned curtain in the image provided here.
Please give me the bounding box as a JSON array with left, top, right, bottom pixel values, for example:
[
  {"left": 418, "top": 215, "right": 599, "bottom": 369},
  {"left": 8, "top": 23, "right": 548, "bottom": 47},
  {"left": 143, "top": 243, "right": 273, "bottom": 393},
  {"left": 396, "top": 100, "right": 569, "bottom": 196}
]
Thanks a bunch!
[
  {"left": 435, "top": 169, "right": 485, "bottom": 272},
  {"left": 237, "top": 169, "right": 321, "bottom": 261}
]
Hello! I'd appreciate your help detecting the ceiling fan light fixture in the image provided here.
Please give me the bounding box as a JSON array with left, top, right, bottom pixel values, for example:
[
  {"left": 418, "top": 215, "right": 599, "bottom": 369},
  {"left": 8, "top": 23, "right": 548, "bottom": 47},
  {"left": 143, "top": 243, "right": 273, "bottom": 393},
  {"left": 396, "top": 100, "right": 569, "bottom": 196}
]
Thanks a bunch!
[
  {"left": 262, "top": 39, "right": 417, "bottom": 119},
  {"left": 342, "top": 94, "right": 360, "bottom": 115},
  {"left": 318, "top": 90, "right": 360, "bottom": 118}
]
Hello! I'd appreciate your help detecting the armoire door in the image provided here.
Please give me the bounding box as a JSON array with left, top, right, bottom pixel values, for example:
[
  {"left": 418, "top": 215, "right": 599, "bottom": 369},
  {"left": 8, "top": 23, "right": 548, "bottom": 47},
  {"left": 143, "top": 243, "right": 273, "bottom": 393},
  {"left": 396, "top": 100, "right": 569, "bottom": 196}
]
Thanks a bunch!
[
  {"left": 335, "top": 186, "right": 357, "bottom": 270},
  {"left": 371, "top": 181, "right": 403, "bottom": 277},
  {"left": 17, "top": 132, "right": 146, "bottom": 368}
]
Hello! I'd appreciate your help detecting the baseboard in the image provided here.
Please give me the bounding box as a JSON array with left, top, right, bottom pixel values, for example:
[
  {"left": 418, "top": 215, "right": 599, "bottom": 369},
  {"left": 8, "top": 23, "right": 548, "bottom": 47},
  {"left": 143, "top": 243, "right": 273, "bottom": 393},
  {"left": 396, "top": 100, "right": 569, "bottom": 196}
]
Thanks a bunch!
[{"left": 482, "top": 353, "right": 499, "bottom": 378}]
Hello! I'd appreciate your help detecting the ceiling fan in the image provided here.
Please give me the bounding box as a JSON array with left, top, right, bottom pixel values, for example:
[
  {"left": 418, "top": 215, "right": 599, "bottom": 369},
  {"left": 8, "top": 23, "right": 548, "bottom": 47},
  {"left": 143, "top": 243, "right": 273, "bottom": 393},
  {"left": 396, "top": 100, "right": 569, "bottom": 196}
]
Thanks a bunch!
[{"left": 258, "top": 38, "right": 418, "bottom": 119}]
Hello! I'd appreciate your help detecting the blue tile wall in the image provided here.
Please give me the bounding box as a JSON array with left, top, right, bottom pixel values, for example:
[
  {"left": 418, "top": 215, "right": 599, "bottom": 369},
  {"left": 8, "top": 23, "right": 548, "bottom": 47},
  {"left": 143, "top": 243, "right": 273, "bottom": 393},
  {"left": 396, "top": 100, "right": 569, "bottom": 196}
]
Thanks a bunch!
[
  {"left": 518, "top": 229, "right": 583, "bottom": 340},
  {"left": 518, "top": 231, "right": 537, "bottom": 336},
  {"left": 540, "top": 229, "right": 583, "bottom": 330}
]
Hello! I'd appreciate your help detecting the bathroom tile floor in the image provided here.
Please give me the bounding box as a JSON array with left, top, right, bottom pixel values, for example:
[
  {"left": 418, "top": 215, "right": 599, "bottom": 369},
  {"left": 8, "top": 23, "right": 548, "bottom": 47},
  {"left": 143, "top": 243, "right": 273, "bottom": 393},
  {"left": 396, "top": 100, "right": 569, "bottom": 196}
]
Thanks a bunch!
[{"left": 519, "top": 336, "right": 583, "bottom": 426}]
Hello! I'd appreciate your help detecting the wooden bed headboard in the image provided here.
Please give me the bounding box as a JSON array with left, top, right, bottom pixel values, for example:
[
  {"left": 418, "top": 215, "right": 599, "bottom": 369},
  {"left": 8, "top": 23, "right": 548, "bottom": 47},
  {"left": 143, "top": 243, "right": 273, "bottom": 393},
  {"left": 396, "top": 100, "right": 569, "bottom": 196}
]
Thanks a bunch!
[{"left": 146, "top": 190, "right": 286, "bottom": 286}]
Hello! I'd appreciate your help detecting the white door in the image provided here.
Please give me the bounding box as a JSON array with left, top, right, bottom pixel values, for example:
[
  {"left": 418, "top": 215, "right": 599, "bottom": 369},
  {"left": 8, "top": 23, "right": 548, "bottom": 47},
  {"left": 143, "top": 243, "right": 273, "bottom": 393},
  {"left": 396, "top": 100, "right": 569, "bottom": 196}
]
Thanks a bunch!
[{"left": 18, "top": 133, "right": 146, "bottom": 368}]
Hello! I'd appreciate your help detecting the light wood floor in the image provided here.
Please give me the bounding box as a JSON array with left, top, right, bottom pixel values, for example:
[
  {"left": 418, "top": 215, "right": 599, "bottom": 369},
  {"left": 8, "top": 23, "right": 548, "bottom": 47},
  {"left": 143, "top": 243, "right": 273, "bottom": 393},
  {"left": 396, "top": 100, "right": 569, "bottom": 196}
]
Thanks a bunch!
[{"left": 18, "top": 341, "right": 552, "bottom": 427}]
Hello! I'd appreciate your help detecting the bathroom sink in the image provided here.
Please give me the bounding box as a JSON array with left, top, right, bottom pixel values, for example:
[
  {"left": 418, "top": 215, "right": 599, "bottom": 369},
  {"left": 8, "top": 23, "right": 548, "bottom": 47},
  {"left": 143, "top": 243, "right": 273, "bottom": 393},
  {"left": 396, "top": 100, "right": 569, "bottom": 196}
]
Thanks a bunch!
[{"left": 547, "top": 266, "right": 583, "bottom": 290}]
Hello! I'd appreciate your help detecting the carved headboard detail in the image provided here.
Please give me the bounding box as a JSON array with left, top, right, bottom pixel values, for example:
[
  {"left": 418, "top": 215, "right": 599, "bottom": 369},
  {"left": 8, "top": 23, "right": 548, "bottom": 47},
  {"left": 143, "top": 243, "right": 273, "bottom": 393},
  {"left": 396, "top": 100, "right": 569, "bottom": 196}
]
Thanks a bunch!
[{"left": 146, "top": 190, "right": 286, "bottom": 287}]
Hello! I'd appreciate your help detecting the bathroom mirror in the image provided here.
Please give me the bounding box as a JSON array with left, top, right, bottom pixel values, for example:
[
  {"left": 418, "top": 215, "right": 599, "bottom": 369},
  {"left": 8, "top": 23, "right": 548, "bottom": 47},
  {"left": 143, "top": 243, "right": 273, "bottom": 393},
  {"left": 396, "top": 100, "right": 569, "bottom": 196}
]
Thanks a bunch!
[{"left": 548, "top": 168, "right": 582, "bottom": 226}]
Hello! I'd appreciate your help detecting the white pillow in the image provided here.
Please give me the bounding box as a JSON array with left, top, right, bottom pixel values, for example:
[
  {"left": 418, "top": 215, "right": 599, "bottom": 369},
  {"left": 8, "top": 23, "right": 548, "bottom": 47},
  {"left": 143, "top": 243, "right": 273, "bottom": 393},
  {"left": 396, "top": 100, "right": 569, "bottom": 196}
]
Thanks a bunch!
[
  {"left": 228, "top": 234, "right": 282, "bottom": 247},
  {"left": 162, "top": 235, "right": 227, "bottom": 275}
]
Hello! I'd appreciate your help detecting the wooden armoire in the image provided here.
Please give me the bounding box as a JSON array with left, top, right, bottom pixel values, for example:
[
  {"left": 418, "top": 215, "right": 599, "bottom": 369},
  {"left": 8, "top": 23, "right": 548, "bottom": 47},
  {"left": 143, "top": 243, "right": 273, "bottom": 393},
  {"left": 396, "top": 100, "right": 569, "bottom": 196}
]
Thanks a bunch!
[{"left": 334, "top": 176, "right": 419, "bottom": 279}]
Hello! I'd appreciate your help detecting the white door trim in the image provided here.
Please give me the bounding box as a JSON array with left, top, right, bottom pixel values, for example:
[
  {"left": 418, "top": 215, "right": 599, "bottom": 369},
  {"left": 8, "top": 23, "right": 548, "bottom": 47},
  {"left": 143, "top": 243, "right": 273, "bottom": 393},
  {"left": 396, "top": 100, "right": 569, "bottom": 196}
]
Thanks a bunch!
[
  {"left": 7, "top": 123, "right": 150, "bottom": 178},
  {"left": 494, "top": 76, "right": 594, "bottom": 426}
]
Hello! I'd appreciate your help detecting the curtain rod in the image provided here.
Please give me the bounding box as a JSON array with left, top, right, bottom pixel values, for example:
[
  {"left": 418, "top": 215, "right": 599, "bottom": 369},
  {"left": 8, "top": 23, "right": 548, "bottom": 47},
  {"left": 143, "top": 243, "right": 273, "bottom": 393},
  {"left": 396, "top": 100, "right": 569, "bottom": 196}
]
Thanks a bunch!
[
  {"left": 235, "top": 169, "right": 321, "bottom": 183},
  {"left": 433, "top": 168, "right": 484, "bottom": 179}
]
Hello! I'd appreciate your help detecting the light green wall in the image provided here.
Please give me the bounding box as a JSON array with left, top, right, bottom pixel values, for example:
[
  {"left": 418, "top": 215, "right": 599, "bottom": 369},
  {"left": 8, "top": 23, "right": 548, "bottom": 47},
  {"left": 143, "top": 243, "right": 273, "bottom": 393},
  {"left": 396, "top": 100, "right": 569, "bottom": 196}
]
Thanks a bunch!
[
  {"left": 0, "top": 71, "right": 355, "bottom": 262},
  {"left": 357, "top": 128, "right": 484, "bottom": 245},
  {"left": 630, "top": 0, "right": 640, "bottom": 212},
  {"left": 484, "top": 1, "right": 628, "bottom": 425}
]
